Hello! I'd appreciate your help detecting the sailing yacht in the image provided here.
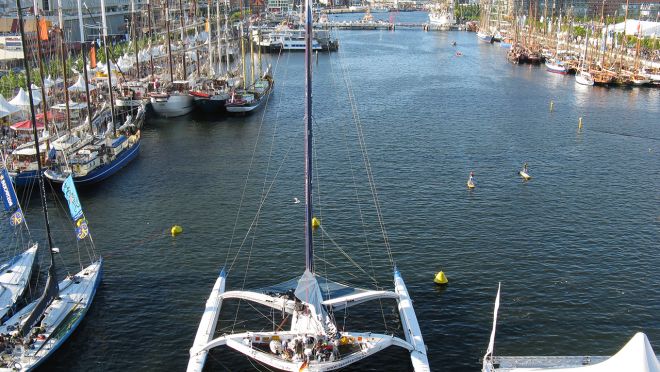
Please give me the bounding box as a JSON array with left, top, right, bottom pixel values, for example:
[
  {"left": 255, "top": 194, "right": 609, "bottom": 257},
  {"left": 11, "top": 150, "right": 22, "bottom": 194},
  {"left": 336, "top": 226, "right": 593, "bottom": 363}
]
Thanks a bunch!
[
  {"left": 0, "top": 167, "right": 37, "bottom": 323},
  {"left": 0, "top": 7, "right": 103, "bottom": 367},
  {"left": 187, "top": 0, "right": 430, "bottom": 371}
]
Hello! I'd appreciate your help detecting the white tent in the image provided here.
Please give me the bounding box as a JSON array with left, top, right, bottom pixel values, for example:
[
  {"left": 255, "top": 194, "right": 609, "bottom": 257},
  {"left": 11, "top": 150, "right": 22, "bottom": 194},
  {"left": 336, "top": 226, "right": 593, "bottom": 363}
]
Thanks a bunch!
[
  {"left": 30, "top": 83, "right": 42, "bottom": 102},
  {"left": 43, "top": 75, "right": 55, "bottom": 88},
  {"left": 10, "top": 87, "right": 40, "bottom": 107},
  {"left": 68, "top": 74, "right": 96, "bottom": 92},
  {"left": 0, "top": 94, "right": 21, "bottom": 118},
  {"left": 607, "top": 20, "right": 660, "bottom": 37}
]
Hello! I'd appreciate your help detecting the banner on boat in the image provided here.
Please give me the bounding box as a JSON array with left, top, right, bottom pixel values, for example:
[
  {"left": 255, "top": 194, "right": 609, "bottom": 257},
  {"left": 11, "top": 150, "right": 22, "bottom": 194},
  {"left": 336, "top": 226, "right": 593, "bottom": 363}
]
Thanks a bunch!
[
  {"left": 62, "top": 176, "right": 90, "bottom": 239},
  {"left": 0, "top": 168, "right": 19, "bottom": 212},
  {"left": 62, "top": 175, "right": 83, "bottom": 222}
]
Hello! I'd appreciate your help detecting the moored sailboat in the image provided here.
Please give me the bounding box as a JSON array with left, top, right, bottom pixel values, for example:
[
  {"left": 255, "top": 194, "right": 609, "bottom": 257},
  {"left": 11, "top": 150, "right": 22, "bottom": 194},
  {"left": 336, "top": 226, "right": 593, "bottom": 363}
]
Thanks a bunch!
[
  {"left": 0, "top": 6, "right": 103, "bottom": 368},
  {"left": 0, "top": 167, "right": 37, "bottom": 324},
  {"left": 187, "top": 0, "right": 429, "bottom": 370}
]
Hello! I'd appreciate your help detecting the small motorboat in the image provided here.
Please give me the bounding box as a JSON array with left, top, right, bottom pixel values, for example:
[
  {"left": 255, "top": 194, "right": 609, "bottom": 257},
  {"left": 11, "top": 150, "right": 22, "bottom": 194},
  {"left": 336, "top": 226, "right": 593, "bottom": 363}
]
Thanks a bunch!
[{"left": 519, "top": 170, "right": 531, "bottom": 180}]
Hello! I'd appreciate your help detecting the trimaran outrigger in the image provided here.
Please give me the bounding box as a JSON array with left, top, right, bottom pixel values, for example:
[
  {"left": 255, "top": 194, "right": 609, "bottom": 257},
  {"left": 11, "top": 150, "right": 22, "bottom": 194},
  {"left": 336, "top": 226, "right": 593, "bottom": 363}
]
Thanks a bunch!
[{"left": 187, "top": 0, "right": 430, "bottom": 370}]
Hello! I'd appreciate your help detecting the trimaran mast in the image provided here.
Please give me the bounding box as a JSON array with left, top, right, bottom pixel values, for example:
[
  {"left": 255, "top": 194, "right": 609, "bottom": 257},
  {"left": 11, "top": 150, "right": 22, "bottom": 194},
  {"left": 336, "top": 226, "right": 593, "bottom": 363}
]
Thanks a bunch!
[
  {"left": 15, "top": 0, "right": 59, "bottom": 338},
  {"left": 304, "top": 0, "right": 314, "bottom": 273}
]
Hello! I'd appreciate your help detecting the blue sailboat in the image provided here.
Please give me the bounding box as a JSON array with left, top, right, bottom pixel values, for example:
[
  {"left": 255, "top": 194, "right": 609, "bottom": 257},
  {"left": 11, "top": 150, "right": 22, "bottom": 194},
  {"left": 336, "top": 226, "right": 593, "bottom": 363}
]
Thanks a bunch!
[{"left": 43, "top": 111, "right": 141, "bottom": 186}]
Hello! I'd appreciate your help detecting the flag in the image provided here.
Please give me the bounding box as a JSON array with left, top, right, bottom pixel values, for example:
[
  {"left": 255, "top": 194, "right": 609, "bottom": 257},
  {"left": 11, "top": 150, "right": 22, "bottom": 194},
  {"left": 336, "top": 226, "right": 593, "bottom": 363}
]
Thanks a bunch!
[
  {"left": 0, "top": 168, "right": 19, "bottom": 212},
  {"left": 90, "top": 44, "right": 97, "bottom": 69},
  {"left": 38, "top": 18, "right": 48, "bottom": 41},
  {"left": 10, "top": 209, "right": 23, "bottom": 226},
  {"left": 75, "top": 219, "right": 89, "bottom": 240},
  {"left": 62, "top": 175, "right": 83, "bottom": 221}
]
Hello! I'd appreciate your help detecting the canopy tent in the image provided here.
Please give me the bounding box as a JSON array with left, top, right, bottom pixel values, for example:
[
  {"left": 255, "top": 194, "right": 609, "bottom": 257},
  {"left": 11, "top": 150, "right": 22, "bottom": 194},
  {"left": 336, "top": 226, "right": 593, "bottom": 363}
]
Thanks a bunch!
[
  {"left": 68, "top": 74, "right": 96, "bottom": 92},
  {"left": 10, "top": 119, "right": 45, "bottom": 132},
  {"left": 10, "top": 111, "right": 64, "bottom": 131},
  {"left": 0, "top": 94, "right": 21, "bottom": 118},
  {"left": 9, "top": 88, "right": 40, "bottom": 107},
  {"left": 43, "top": 76, "right": 55, "bottom": 88},
  {"left": 606, "top": 20, "right": 660, "bottom": 37}
]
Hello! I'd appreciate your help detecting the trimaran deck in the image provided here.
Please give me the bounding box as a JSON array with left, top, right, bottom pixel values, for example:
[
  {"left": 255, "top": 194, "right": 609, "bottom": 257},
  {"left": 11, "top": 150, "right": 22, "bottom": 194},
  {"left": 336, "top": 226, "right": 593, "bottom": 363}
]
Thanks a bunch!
[{"left": 187, "top": 0, "right": 430, "bottom": 370}]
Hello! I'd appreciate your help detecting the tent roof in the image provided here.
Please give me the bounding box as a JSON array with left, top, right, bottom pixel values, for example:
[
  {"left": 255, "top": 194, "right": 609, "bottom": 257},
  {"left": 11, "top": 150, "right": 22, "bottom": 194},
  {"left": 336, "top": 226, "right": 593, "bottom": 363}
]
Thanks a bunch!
[
  {"left": 0, "top": 94, "right": 20, "bottom": 118},
  {"left": 607, "top": 20, "right": 660, "bottom": 37},
  {"left": 68, "top": 74, "right": 96, "bottom": 92},
  {"left": 9, "top": 88, "right": 40, "bottom": 107},
  {"left": 10, "top": 119, "right": 45, "bottom": 132}
]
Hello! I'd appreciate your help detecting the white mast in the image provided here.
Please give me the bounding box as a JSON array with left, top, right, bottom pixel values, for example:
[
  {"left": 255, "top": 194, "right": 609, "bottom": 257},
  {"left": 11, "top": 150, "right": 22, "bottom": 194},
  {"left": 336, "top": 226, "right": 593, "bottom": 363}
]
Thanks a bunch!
[{"left": 208, "top": 0, "right": 213, "bottom": 75}]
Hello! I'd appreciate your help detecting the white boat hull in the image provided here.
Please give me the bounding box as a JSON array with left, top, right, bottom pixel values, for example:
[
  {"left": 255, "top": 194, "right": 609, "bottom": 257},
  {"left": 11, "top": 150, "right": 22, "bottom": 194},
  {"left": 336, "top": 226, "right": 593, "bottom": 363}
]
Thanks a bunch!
[
  {"left": 575, "top": 71, "right": 594, "bottom": 86},
  {"left": 0, "top": 244, "right": 38, "bottom": 322},
  {"left": 150, "top": 94, "right": 194, "bottom": 117},
  {"left": 187, "top": 269, "right": 227, "bottom": 372},
  {"left": 0, "top": 258, "right": 103, "bottom": 370}
]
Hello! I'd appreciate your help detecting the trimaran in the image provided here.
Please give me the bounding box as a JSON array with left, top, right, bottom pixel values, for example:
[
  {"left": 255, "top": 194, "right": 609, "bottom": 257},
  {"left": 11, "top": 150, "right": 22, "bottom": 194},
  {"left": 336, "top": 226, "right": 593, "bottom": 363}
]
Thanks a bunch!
[{"left": 187, "top": 0, "right": 430, "bottom": 370}]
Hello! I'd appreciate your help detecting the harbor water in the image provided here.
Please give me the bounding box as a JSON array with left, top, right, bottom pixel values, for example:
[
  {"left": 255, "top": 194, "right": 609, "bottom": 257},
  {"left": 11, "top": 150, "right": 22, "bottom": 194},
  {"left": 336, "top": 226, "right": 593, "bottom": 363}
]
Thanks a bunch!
[{"left": 3, "top": 13, "right": 659, "bottom": 371}]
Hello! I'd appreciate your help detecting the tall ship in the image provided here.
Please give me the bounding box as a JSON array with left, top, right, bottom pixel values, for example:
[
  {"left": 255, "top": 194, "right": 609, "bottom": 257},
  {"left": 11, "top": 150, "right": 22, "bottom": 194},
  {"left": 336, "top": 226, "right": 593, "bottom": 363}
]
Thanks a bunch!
[{"left": 428, "top": 1, "right": 456, "bottom": 30}]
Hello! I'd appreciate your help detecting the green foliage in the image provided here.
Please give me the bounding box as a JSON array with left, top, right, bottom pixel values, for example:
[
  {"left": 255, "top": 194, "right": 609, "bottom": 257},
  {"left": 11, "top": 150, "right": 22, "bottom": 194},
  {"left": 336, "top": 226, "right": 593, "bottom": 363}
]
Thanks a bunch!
[
  {"left": 573, "top": 25, "right": 587, "bottom": 37},
  {"left": 456, "top": 4, "right": 480, "bottom": 21}
]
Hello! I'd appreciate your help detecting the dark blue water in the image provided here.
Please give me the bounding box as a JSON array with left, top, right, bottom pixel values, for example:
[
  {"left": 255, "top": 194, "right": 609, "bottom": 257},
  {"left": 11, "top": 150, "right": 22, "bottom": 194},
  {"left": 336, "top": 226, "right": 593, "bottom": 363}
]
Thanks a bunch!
[{"left": 2, "top": 14, "right": 658, "bottom": 371}]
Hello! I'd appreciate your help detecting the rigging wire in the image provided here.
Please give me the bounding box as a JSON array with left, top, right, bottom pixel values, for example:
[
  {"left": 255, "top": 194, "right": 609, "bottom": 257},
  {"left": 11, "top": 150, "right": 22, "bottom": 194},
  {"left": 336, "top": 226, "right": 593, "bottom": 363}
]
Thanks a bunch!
[{"left": 333, "top": 46, "right": 395, "bottom": 269}]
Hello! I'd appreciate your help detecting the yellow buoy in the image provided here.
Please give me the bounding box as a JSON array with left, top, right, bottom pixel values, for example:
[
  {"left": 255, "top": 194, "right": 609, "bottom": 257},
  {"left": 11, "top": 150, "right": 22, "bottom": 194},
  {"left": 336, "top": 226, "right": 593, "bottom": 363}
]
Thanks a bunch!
[
  {"left": 578, "top": 117, "right": 583, "bottom": 130},
  {"left": 549, "top": 100, "right": 554, "bottom": 112},
  {"left": 171, "top": 225, "right": 183, "bottom": 237},
  {"left": 434, "top": 271, "right": 448, "bottom": 285},
  {"left": 311, "top": 217, "right": 320, "bottom": 230}
]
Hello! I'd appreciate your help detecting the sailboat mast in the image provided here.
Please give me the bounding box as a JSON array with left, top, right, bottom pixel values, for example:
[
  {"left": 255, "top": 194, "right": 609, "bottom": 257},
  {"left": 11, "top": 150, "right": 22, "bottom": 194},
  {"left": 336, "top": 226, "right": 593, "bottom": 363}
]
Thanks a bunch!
[
  {"left": 76, "top": 0, "right": 94, "bottom": 132},
  {"left": 15, "top": 0, "right": 59, "bottom": 338},
  {"left": 207, "top": 0, "right": 213, "bottom": 75},
  {"left": 619, "top": 0, "right": 629, "bottom": 71},
  {"left": 178, "top": 0, "right": 188, "bottom": 80},
  {"left": 131, "top": 0, "right": 140, "bottom": 78},
  {"left": 216, "top": 0, "right": 223, "bottom": 74},
  {"left": 57, "top": 0, "right": 72, "bottom": 131},
  {"left": 31, "top": 0, "right": 51, "bottom": 142},
  {"left": 224, "top": 0, "right": 230, "bottom": 71},
  {"left": 165, "top": 0, "right": 175, "bottom": 83},
  {"left": 100, "top": 0, "right": 117, "bottom": 137},
  {"left": 147, "top": 0, "right": 155, "bottom": 79},
  {"left": 304, "top": 0, "right": 314, "bottom": 273}
]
